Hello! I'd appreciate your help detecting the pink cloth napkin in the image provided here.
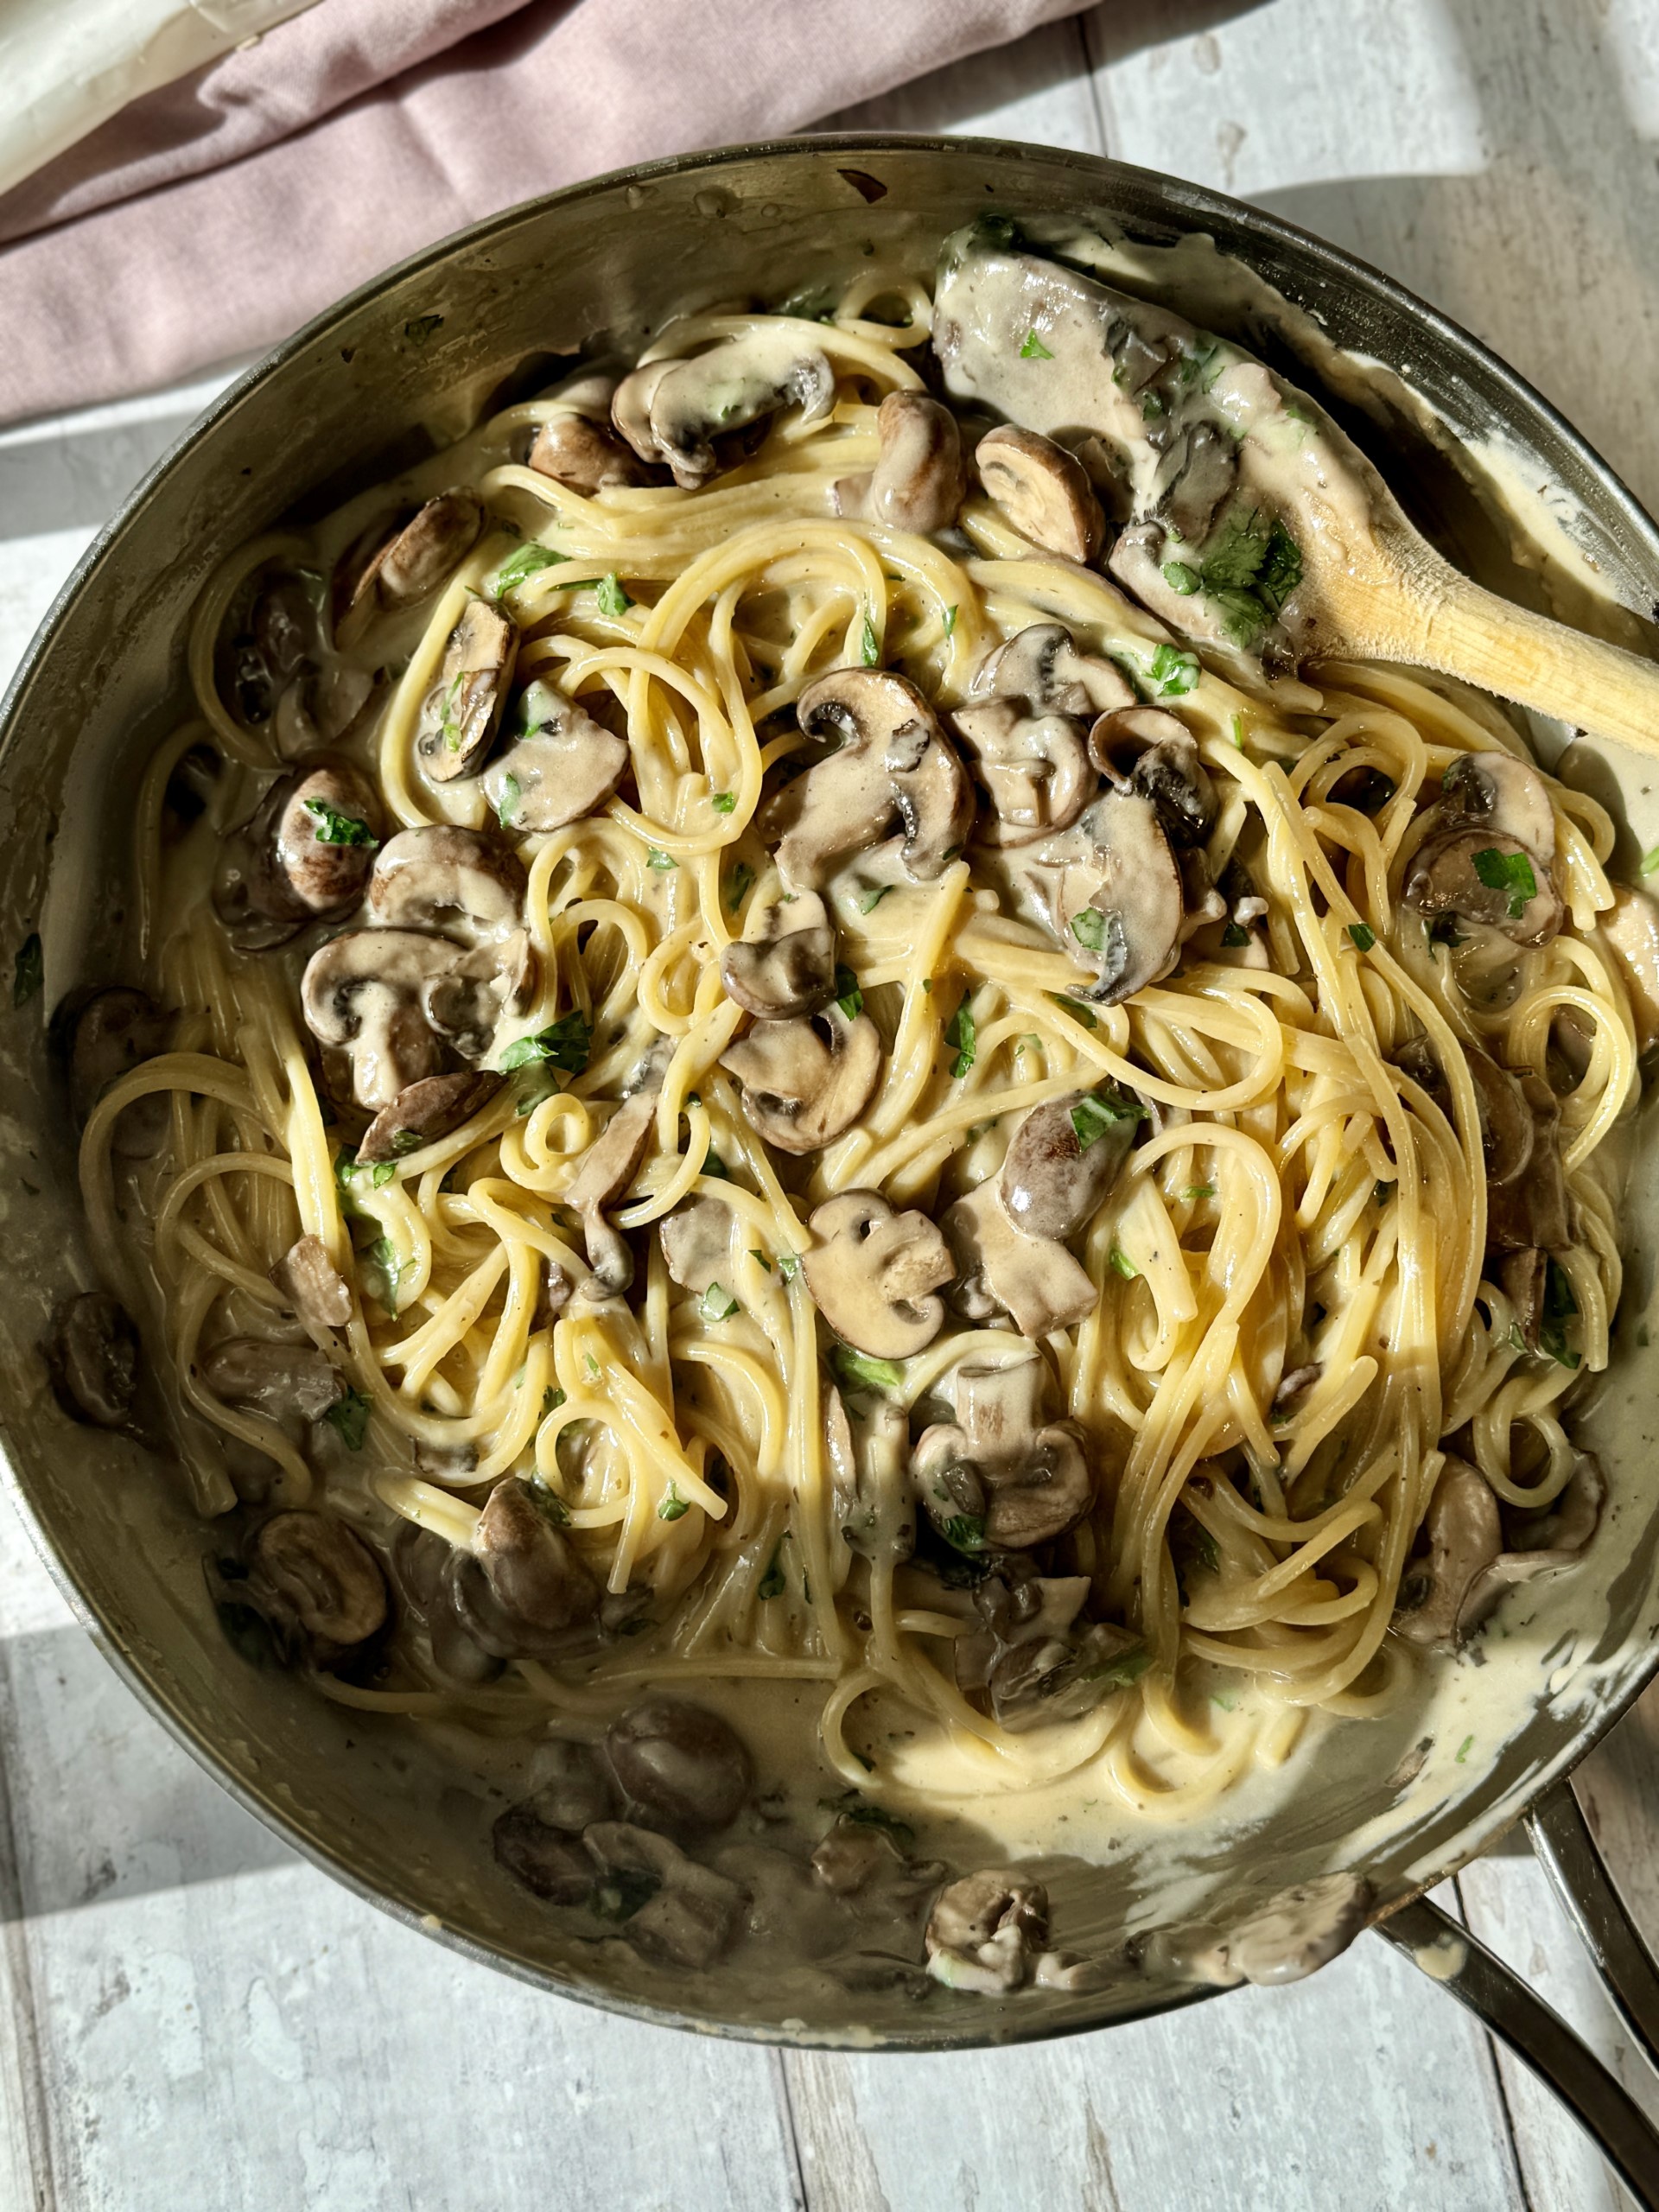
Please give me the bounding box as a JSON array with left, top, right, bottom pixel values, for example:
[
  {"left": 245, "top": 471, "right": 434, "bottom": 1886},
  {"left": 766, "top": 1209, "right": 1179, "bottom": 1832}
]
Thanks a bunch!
[{"left": 0, "top": 0, "right": 1092, "bottom": 426}]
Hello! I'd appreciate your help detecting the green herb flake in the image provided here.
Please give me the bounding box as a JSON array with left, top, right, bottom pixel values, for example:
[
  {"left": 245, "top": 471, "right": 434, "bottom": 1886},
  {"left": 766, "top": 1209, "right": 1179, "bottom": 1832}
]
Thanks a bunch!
[
  {"left": 711, "top": 791, "right": 737, "bottom": 814},
  {"left": 1085, "top": 1643, "right": 1151, "bottom": 1688},
  {"left": 778, "top": 1252, "right": 802, "bottom": 1283},
  {"left": 1140, "top": 390, "right": 1166, "bottom": 422},
  {"left": 942, "top": 1513, "right": 986, "bottom": 1555},
  {"left": 646, "top": 848, "right": 677, "bottom": 872},
  {"left": 1541, "top": 1258, "right": 1580, "bottom": 1370},
  {"left": 945, "top": 997, "right": 976, "bottom": 1079},
  {"left": 1148, "top": 643, "right": 1199, "bottom": 698},
  {"left": 699, "top": 1281, "right": 740, "bottom": 1324},
  {"left": 1221, "top": 922, "right": 1250, "bottom": 947},
  {"left": 1162, "top": 561, "right": 1200, "bottom": 595},
  {"left": 324, "top": 1388, "right": 371, "bottom": 1451},
  {"left": 595, "top": 572, "right": 632, "bottom": 618},
  {"left": 585, "top": 1352, "right": 601, "bottom": 1382},
  {"left": 1455, "top": 1733, "right": 1474, "bottom": 1764},
  {"left": 860, "top": 613, "right": 881, "bottom": 668},
  {"left": 11, "top": 931, "right": 42, "bottom": 1007},
  {"left": 1183, "top": 1183, "right": 1217, "bottom": 1202},
  {"left": 701, "top": 1147, "right": 731, "bottom": 1182},
  {"left": 758, "top": 1544, "right": 786, "bottom": 1599},
  {"left": 833, "top": 1343, "right": 905, "bottom": 1392},
  {"left": 1019, "top": 327, "right": 1054, "bottom": 361},
  {"left": 658, "top": 1483, "right": 691, "bottom": 1522},
  {"left": 942, "top": 604, "right": 957, "bottom": 639},
  {"left": 1070, "top": 906, "right": 1109, "bottom": 954},
  {"left": 494, "top": 541, "right": 569, "bottom": 593},
  {"left": 542, "top": 1385, "right": 567, "bottom": 1416},
  {"left": 525, "top": 1476, "right": 570, "bottom": 1528},
  {"left": 748, "top": 1248, "right": 772, "bottom": 1272},
  {"left": 364, "top": 1236, "right": 405, "bottom": 1314},
  {"left": 835, "top": 964, "right": 864, "bottom": 1020},
  {"left": 498, "top": 1010, "right": 594, "bottom": 1076},
  {"left": 494, "top": 772, "right": 523, "bottom": 828},
  {"left": 1109, "top": 1246, "right": 1138, "bottom": 1280},
  {"left": 859, "top": 884, "right": 893, "bottom": 914},
  {"left": 725, "top": 861, "right": 755, "bottom": 912},
  {"left": 514, "top": 1063, "right": 560, "bottom": 1116},
  {"left": 1642, "top": 845, "right": 1659, "bottom": 876},
  {"left": 1347, "top": 922, "right": 1376, "bottom": 952},
  {"left": 821, "top": 1790, "right": 915, "bottom": 1848},
  {"left": 1212, "top": 1690, "right": 1238, "bottom": 1711},
  {"left": 1229, "top": 713, "right": 1244, "bottom": 749},
  {"left": 1071, "top": 1088, "right": 1146, "bottom": 1148},
  {"left": 1471, "top": 845, "right": 1537, "bottom": 919},
  {"left": 303, "top": 797, "right": 378, "bottom": 849},
  {"left": 1046, "top": 992, "right": 1098, "bottom": 1030}
]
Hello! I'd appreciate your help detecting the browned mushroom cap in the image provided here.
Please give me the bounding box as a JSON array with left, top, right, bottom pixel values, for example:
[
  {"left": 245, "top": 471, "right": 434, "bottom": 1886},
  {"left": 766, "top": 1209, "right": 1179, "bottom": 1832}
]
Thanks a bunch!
[
  {"left": 474, "top": 1475, "right": 600, "bottom": 1635},
  {"left": 528, "top": 399, "right": 655, "bottom": 494},
  {"left": 721, "top": 1004, "right": 881, "bottom": 1154},
  {"left": 301, "top": 930, "right": 459, "bottom": 1109},
  {"left": 566, "top": 1086, "right": 660, "bottom": 1294},
  {"left": 524, "top": 1736, "right": 616, "bottom": 1833},
  {"left": 942, "top": 1182, "right": 1096, "bottom": 1339},
  {"left": 367, "top": 825, "right": 527, "bottom": 942},
  {"left": 1487, "top": 1071, "right": 1569, "bottom": 1253},
  {"left": 480, "top": 682, "right": 630, "bottom": 835},
  {"left": 999, "top": 1090, "right": 1138, "bottom": 1242},
  {"left": 1392, "top": 1457, "right": 1503, "bottom": 1647},
  {"left": 273, "top": 663, "right": 379, "bottom": 760},
  {"left": 835, "top": 392, "right": 964, "bottom": 533},
  {"left": 612, "top": 328, "right": 836, "bottom": 488},
  {"left": 925, "top": 1867, "right": 1050, "bottom": 1993},
  {"left": 65, "top": 986, "right": 171, "bottom": 1157},
  {"left": 251, "top": 1510, "right": 388, "bottom": 1654},
  {"left": 269, "top": 1234, "right": 352, "bottom": 1342},
  {"left": 1440, "top": 749, "right": 1558, "bottom": 864},
  {"left": 232, "top": 570, "right": 315, "bottom": 725},
  {"left": 333, "top": 491, "right": 486, "bottom": 648},
  {"left": 1036, "top": 787, "right": 1185, "bottom": 1002},
  {"left": 911, "top": 1357, "right": 1093, "bottom": 1552},
  {"left": 719, "top": 889, "right": 836, "bottom": 1017},
  {"left": 607, "top": 1696, "right": 752, "bottom": 1832},
  {"left": 42, "top": 1292, "right": 140, "bottom": 1428},
  {"left": 200, "top": 1337, "right": 345, "bottom": 1426},
  {"left": 1403, "top": 829, "right": 1563, "bottom": 946},
  {"left": 976, "top": 427, "right": 1104, "bottom": 564},
  {"left": 801, "top": 1190, "right": 953, "bottom": 1359},
  {"left": 582, "top": 1821, "right": 747, "bottom": 1969},
  {"left": 416, "top": 599, "right": 518, "bottom": 784},
  {"left": 950, "top": 696, "right": 1096, "bottom": 847},
  {"left": 213, "top": 760, "right": 383, "bottom": 951},
  {"left": 658, "top": 1196, "right": 733, "bottom": 1295},
  {"left": 1090, "top": 709, "right": 1217, "bottom": 848},
  {"left": 1602, "top": 884, "right": 1659, "bottom": 1050},
  {"left": 493, "top": 1805, "right": 594, "bottom": 1903},
  {"left": 823, "top": 1384, "right": 913, "bottom": 1558},
  {"left": 968, "top": 622, "right": 1135, "bottom": 718},
  {"left": 763, "top": 668, "right": 972, "bottom": 892},
  {"left": 954, "top": 1570, "right": 1138, "bottom": 1732},
  {"left": 357, "top": 1070, "right": 503, "bottom": 1165}
]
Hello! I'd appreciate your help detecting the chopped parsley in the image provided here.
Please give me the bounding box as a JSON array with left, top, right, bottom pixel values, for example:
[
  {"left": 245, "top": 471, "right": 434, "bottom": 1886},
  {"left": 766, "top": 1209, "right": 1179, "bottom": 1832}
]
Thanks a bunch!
[
  {"left": 699, "top": 1281, "right": 740, "bottom": 1323},
  {"left": 324, "top": 1388, "right": 371, "bottom": 1450},
  {"left": 1183, "top": 1183, "right": 1217, "bottom": 1201},
  {"left": 1455, "top": 1734, "right": 1474, "bottom": 1764},
  {"left": 725, "top": 861, "right": 755, "bottom": 911},
  {"left": 941, "top": 1513, "right": 986, "bottom": 1554},
  {"left": 711, "top": 791, "right": 737, "bottom": 814},
  {"left": 1347, "top": 922, "right": 1376, "bottom": 952},
  {"left": 499, "top": 1010, "right": 593, "bottom": 1076},
  {"left": 942, "top": 604, "right": 957, "bottom": 639},
  {"left": 1162, "top": 561, "right": 1200, "bottom": 595},
  {"left": 1109, "top": 1246, "right": 1138, "bottom": 1279},
  {"left": 585, "top": 1352, "right": 601, "bottom": 1381},
  {"left": 1541, "top": 1259, "right": 1580, "bottom": 1370},
  {"left": 595, "top": 572, "right": 632, "bottom": 618},
  {"left": 758, "top": 1544, "right": 786, "bottom": 1599},
  {"left": 778, "top": 1252, "right": 802, "bottom": 1283},
  {"left": 646, "top": 849, "right": 677, "bottom": 872},
  {"left": 334, "top": 1147, "right": 395, "bottom": 1207},
  {"left": 748, "top": 1249, "right": 772, "bottom": 1272},
  {"left": 542, "top": 1385, "right": 567, "bottom": 1416},
  {"left": 1019, "top": 328, "right": 1054, "bottom": 360},
  {"left": 1185, "top": 505, "right": 1304, "bottom": 645},
  {"left": 1221, "top": 922, "right": 1250, "bottom": 947},
  {"left": 494, "top": 772, "right": 523, "bottom": 828},
  {"left": 1071, "top": 1087, "right": 1146, "bottom": 1148},
  {"left": 303, "top": 796, "right": 378, "bottom": 848},
  {"left": 1472, "top": 846, "right": 1537, "bottom": 919},
  {"left": 832, "top": 1344, "right": 905, "bottom": 1392},
  {"left": 1085, "top": 1643, "right": 1151, "bottom": 1688},
  {"left": 658, "top": 1483, "right": 690, "bottom": 1522},
  {"left": 944, "top": 997, "right": 976, "bottom": 1079},
  {"left": 11, "top": 931, "right": 41, "bottom": 1007},
  {"left": 834, "top": 964, "right": 863, "bottom": 1019},
  {"left": 859, "top": 884, "right": 893, "bottom": 914},
  {"left": 1046, "top": 993, "right": 1098, "bottom": 1030},
  {"left": 820, "top": 1790, "right": 915, "bottom": 1848},
  {"left": 860, "top": 613, "right": 881, "bottom": 667},
  {"left": 1070, "top": 906, "right": 1109, "bottom": 954},
  {"left": 1643, "top": 845, "right": 1659, "bottom": 876},
  {"left": 364, "top": 1236, "right": 406, "bottom": 1314},
  {"left": 494, "top": 542, "right": 569, "bottom": 593},
  {"left": 1148, "top": 643, "right": 1200, "bottom": 697}
]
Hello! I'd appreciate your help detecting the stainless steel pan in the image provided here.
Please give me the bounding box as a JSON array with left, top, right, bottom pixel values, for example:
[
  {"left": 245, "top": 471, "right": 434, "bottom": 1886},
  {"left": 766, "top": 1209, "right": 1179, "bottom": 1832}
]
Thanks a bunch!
[{"left": 4, "top": 135, "right": 1659, "bottom": 2190}]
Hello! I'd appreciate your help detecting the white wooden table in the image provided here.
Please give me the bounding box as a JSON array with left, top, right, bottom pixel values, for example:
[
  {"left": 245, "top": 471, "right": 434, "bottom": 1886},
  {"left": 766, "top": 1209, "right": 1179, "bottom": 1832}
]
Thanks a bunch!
[{"left": 3, "top": 3, "right": 1659, "bottom": 2204}]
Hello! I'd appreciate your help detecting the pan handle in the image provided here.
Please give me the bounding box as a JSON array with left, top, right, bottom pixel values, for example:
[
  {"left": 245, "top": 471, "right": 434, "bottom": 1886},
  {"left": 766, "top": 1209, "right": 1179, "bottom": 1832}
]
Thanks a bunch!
[
  {"left": 1527, "top": 1777, "right": 1659, "bottom": 2072},
  {"left": 1376, "top": 1895, "right": 1659, "bottom": 2207}
]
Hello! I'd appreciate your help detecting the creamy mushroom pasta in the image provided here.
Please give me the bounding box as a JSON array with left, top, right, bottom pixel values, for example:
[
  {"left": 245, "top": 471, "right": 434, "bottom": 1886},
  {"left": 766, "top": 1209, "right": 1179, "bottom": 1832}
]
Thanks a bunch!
[{"left": 53, "top": 221, "right": 1656, "bottom": 1996}]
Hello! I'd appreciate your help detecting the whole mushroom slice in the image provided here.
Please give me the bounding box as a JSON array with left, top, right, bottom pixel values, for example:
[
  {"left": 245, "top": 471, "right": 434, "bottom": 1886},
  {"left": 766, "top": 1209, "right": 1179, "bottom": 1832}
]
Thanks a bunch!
[
  {"left": 416, "top": 598, "right": 518, "bottom": 784},
  {"left": 764, "top": 668, "right": 972, "bottom": 892},
  {"left": 527, "top": 382, "right": 655, "bottom": 494},
  {"left": 582, "top": 1821, "right": 747, "bottom": 1971},
  {"left": 999, "top": 1090, "right": 1139, "bottom": 1242},
  {"left": 273, "top": 663, "right": 378, "bottom": 760},
  {"left": 612, "top": 327, "right": 836, "bottom": 488},
  {"left": 950, "top": 696, "right": 1095, "bottom": 846},
  {"left": 213, "top": 760, "right": 383, "bottom": 950},
  {"left": 301, "top": 930, "right": 461, "bottom": 1109},
  {"left": 1392, "top": 1457, "right": 1502, "bottom": 1648},
  {"left": 1403, "top": 829, "right": 1563, "bottom": 947},
  {"left": 42, "top": 1292, "right": 140, "bottom": 1429},
  {"left": 480, "top": 683, "right": 630, "bottom": 835},
  {"left": 925, "top": 1868, "right": 1050, "bottom": 1993},
  {"left": 1601, "top": 884, "right": 1659, "bottom": 1051},
  {"left": 801, "top": 1190, "right": 953, "bottom": 1361},
  {"left": 251, "top": 1510, "right": 388, "bottom": 1660},
  {"left": 719, "top": 889, "right": 836, "bottom": 1017},
  {"left": 269, "top": 1234, "right": 352, "bottom": 1342},
  {"left": 1090, "top": 709, "right": 1217, "bottom": 848},
  {"left": 425, "top": 933, "right": 538, "bottom": 1062},
  {"left": 955, "top": 1569, "right": 1141, "bottom": 1732},
  {"left": 64, "top": 985, "right": 171, "bottom": 1157},
  {"left": 357, "top": 1070, "right": 503, "bottom": 1166},
  {"left": 367, "top": 825, "right": 527, "bottom": 943},
  {"left": 474, "top": 1475, "right": 601, "bottom": 1636},
  {"left": 1486, "top": 1072, "right": 1569, "bottom": 1253},
  {"left": 942, "top": 1181, "right": 1096, "bottom": 1339},
  {"left": 333, "top": 491, "right": 486, "bottom": 648},
  {"left": 976, "top": 427, "right": 1104, "bottom": 564},
  {"left": 606, "top": 1696, "right": 752, "bottom": 1833},
  {"left": 1033, "top": 787, "right": 1185, "bottom": 1003},
  {"left": 911, "top": 1356, "right": 1093, "bottom": 1552},
  {"left": 658, "top": 1196, "right": 734, "bottom": 1297},
  {"left": 1440, "top": 749, "right": 1558, "bottom": 865},
  {"left": 823, "top": 1385, "right": 914, "bottom": 1559},
  {"left": 969, "top": 622, "right": 1135, "bottom": 718},
  {"left": 200, "top": 1337, "right": 345, "bottom": 1427},
  {"left": 565, "top": 1083, "right": 662, "bottom": 1294},
  {"left": 721, "top": 1005, "right": 882, "bottom": 1154},
  {"left": 1108, "top": 521, "right": 1249, "bottom": 648},
  {"left": 232, "top": 569, "right": 315, "bottom": 725},
  {"left": 834, "top": 391, "right": 964, "bottom": 533}
]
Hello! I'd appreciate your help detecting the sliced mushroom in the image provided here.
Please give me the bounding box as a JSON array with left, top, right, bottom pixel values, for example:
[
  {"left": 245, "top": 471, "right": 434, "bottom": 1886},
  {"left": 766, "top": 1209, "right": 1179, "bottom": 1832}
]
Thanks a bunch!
[
  {"left": 968, "top": 623, "right": 1135, "bottom": 718},
  {"left": 950, "top": 696, "right": 1095, "bottom": 846},
  {"left": 834, "top": 392, "right": 964, "bottom": 533},
  {"left": 1602, "top": 884, "right": 1659, "bottom": 1051},
  {"left": 301, "top": 929, "right": 460, "bottom": 1109},
  {"left": 493, "top": 1804, "right": 594, "bottom": 1903},
  {"left": 425, "top": 935, "right": 537, "bottom": 1060},
  {"left": 911, "top": 1356, "right": 1093, "bottom": 1552},
  {"left": 721, "top": 1005, "right": 881, "bottom": 1154},
  {"left": 200, "top": 1337, "right": 344, "bottom": 1427},
  {"left": 1459, "top": 1453, "right": 1603, "bottom": 1637},
  {"left": 1487, "top": 1072, "right": 1569, "bottom": 1253},
  {"left": 474, "top": 1475, "right": 601, "bottom": 1636},
  {"left": 612, "top": 328, "right": 836, "bottom": 489},
  {"left": 954, "top": 1568, "right": 1141, "bottom": 1732},
  {"left": 763, "top": 669, "right": 972, "bottom": 892},
  {"left": 1107, "top": 520, "right": 1246, "bottom": 648},
  {"left": 269, "top": 1234, "right": 352, "bottom": 1343},
  {"left": 527, "top": 402, "right": 654, "bottom": 494},
  {"left": 582, "top": 1821, "right": 747, "bottom": 1970},
  {"left": 1090, "top": 709, "right": 1217, "bottom": 848},
  {"left": 273, "top": 663, "right": 378, "bottom": 760},
  {"left": 231, "top": 570, "right": 315, "bottom": 724},
  {"left": 606, "top": 1696, "right": 752, "bottom": 1833},
  {"left": 565, "top": 1082, "right": 661, "bottom": 1295},
  {"left": 1152, "top": 419, "right": 1238, "bottom": 547},
  {"left": 333, "top": 491, "right": 486, "bottom": 648},
  {"left": 1179, "top": 1872, "right": 1373, "bottom": 1990},
  {"left": 976, "top": 427, "right": 1103, "bottom": 564},
  {"left": 658, "top": 1197, "right": 734, "bottom": 1296},
  {"left": 925, "top": 1868, "right": 1050, "bottom": 1994},
  {"left": 1500, "top": 1247, "right": 1548, "bottom": 1351},
  {"left": 1392, "top": 1457, "right": 1502, "bottom": 1648},
  {"left": 1027, "top": 787, "right": 1185, "bottom": 1002},
  {"left": 942, "top": 1181, "right": 1097, "bottom": 1339},
  {"left": 823, "top": 1385, "right": 914, "bottom": 1560},
  {"left": 357, "top": 1071, "right": 503, "bottom": 1166},
  {"left": 42, "top": 1292, "right": 140, "bottom": 1429},
  {"left": 480, "top": 682, "right": 630, "bottom": 835},
  {"left": 213, "top": 760, "right": 382, "bottom": 951},
  {"left": 800, "top": 1190, "right": 953, "bottom": 1359},
  {"left": 367, "top": 826, "right": 526, "bottom": 943},
  {"left": 415, "top": 598, "right": 518, "bottom": 784},
  {"left": 1440, "top": 750, "right": 1558, "bottom": 865},
  {"left": 999, "top": 1090, "right": 1138, "bottom": 1242},
  {"left": 64, "top": 986, "right": 171, "bottom": 1157},
  {"left": 525, "top": 1736, "right": 616, "bottom": 1834},
  {"left": 719, "top": 889, "right": 836, "bottom": 1017},
  {"left": 811, "top": 1818, "right": 929, "bottom": 1898},
  {"left": 251, "top": 1509, "right": 388, "bottom": 1658},
  {"left": 1404, "top": 830, "right": 1563, "bottom": 947}
]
